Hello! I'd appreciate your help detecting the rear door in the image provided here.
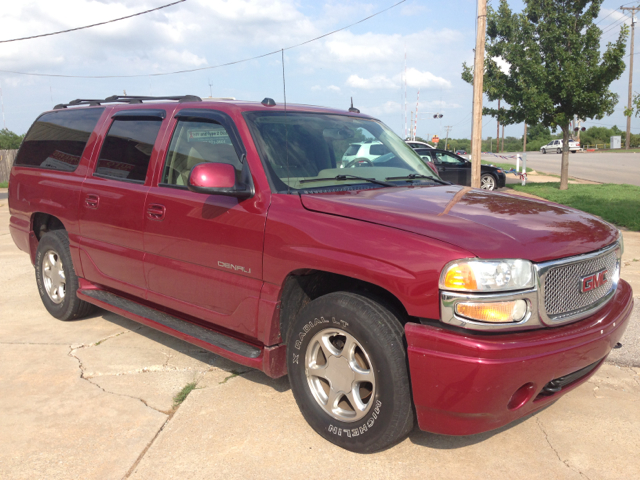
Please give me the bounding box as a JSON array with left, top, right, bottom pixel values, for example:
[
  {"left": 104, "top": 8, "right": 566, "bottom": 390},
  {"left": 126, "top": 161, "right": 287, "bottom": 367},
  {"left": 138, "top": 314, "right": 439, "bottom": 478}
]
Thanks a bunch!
[
  {"left": 143, "top": 109, "right": 268, "bottom": 338},
  {"left": 78, "top": 109, "right": 167, "bottom": 297}
]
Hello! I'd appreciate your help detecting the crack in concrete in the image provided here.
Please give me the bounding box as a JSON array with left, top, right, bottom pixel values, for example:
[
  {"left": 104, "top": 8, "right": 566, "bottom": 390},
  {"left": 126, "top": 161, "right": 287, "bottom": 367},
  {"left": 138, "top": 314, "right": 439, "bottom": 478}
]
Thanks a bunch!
[
  {"left": 123, "top": 412, "right": 174, "bottom": 479},
  {"left": 536, "top": 418, "right": 591, "bottom": 479},
  {"left": 68, "top": 339, "right": 170, "bottom": 416},
  {"left": 219, "top": 369, "right": 252, "bottom": 384}
]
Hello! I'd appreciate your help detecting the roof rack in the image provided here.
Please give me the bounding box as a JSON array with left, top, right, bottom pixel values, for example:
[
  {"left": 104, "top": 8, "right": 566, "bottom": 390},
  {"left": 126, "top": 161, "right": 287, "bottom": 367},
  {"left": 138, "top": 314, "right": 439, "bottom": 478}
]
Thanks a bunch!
[{"left": 53, "top": 94, "right": 202, "bottom": 110}]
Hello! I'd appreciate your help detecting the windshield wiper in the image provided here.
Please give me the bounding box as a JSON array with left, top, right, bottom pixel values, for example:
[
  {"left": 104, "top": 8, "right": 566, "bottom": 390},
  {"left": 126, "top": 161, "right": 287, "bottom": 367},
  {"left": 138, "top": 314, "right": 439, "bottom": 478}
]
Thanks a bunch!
[
  {"left": 299, "top": 174, "right": 394, "bottom": 187},
  {"left": 385, "top": 174, "right": 451, "bottom": 185}
]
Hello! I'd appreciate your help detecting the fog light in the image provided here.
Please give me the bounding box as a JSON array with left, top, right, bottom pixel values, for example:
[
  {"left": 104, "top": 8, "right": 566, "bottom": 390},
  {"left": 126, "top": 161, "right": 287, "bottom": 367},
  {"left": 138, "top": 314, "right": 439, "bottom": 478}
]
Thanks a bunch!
[{"left": 455, "top": 299, "right": 528, "bottom": 323}]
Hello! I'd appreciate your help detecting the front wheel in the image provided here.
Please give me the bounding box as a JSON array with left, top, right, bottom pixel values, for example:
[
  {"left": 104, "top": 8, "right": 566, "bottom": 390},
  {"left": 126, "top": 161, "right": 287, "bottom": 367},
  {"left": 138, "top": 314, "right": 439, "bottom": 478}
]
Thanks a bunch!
[
  {"left": 542, "top": 148, "right": 546, "bottom": 154},
  {"left": 35, "top": 230, "right": 97, "bottom": 321},
  {"left": 480, "top": 173, "right": 497, "bottom": 190},
  {"left": 286, "top": 292, "right": 414, "bottom": 453}
]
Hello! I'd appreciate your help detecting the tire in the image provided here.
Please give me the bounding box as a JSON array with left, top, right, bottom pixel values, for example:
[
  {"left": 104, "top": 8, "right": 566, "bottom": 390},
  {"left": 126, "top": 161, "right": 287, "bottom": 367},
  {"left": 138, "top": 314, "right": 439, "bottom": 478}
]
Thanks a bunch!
[
  {"left": 35, "top": 230, "right": 97, "bottom": 321},
  {"left": 286, "top": 292, "right": 414, "bottom": 453},
  {"left": 480, "top": 173, "right": 497, "bottom": 190},
  {"left": 557, "top": 148, "right": 561, "bottom": 154},
  {"left": 542, "top": 148, "right": 546, "bottom": 154}
]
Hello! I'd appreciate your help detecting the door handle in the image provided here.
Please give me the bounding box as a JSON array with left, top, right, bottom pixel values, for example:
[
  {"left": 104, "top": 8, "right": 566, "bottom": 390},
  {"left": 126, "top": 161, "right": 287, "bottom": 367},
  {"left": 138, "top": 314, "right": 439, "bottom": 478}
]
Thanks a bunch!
[
  {"left": 85, "top": 194, "right": 100, "bottom": 209},
  {"left": 146, "top": 204, "right": 166, "bottom": 221}
]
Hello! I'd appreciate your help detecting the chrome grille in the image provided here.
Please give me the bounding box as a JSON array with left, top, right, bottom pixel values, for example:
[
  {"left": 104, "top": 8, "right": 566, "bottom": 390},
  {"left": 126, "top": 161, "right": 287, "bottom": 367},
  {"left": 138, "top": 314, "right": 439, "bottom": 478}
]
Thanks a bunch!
[{"left": 543, "top": 249, "right": 618, "bottom": 319}]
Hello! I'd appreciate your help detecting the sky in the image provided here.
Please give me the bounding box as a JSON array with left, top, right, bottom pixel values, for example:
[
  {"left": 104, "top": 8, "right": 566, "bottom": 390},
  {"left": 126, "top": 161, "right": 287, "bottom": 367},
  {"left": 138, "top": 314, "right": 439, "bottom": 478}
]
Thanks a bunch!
[{"left": 0, "top": 0, "right": 638, "bottom": 142}]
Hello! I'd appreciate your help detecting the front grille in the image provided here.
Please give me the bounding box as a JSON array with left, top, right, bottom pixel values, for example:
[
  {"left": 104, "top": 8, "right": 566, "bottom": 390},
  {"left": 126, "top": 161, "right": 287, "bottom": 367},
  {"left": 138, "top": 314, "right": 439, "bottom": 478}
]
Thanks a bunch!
[{"left": 543, "top": 248, "right": 618, "bottom": 320}]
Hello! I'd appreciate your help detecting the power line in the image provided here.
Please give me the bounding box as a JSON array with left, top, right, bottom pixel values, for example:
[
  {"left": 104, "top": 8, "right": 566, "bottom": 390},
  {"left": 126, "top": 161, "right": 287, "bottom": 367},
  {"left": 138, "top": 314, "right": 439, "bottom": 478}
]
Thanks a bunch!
[
  {"left": 0, "top": 0, "right": 406, "bottom": 79},
  {"left": 0, "top": 0, "right": 185, "bottom": 44}
]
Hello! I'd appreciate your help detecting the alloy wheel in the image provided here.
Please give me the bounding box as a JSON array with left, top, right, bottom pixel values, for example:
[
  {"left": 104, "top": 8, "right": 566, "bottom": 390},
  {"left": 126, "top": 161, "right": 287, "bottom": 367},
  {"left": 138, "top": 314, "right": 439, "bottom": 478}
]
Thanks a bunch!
[
  {"left": 42, "top": 249, "right": 66, "bottom": 304},
  {"left": 305, "top": 328, "right": 376, "bottom": 422}
]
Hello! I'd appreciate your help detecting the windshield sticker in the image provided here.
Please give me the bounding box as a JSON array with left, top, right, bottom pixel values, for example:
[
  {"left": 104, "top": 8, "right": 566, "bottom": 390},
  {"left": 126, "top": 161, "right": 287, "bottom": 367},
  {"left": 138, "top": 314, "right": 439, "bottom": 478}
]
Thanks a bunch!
[{"left": 188, "top": 129, "right": 231, "bottom": 145}]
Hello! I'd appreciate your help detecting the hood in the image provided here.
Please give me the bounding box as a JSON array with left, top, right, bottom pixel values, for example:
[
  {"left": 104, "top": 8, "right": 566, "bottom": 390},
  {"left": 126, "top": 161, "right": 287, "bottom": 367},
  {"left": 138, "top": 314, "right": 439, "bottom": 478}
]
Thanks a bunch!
[{"left": 300, "top": 186, "right": 618, "bottom": 262}]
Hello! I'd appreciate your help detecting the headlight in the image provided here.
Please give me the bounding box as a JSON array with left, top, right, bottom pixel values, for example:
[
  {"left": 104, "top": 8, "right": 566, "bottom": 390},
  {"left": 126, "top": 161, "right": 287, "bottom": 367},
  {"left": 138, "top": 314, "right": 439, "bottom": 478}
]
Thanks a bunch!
[
  {"left": 619, "top": 231, "right": 624, "bottom": 256},
  {"left": 439, "top": 259, "right": 535, "bottom": 292}
]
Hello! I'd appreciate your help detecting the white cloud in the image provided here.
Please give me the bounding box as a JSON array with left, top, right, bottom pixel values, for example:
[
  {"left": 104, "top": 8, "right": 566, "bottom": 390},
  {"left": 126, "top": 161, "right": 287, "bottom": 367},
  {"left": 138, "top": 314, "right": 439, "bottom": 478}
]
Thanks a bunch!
[
  {"left": 347, "top": 74, "right": 397, "bottom": 89},
  {"left": 327, "top": 85, "right": 340, "bottom": 92},
  {"left": 404, "top": 67, "right": 452, "bottom": 89},
  {"left": 311, "top": 84, "right": 341, "bottom": 92},
  {"left": 346, "top": 69, "right": 451, "bottom": 90}
]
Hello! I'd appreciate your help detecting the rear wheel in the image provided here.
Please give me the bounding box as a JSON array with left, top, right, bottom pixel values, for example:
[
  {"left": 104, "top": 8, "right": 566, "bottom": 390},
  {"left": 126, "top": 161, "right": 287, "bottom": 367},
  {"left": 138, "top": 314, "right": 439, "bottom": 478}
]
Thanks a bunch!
[
  {"left": 286, "top": 292, "right": 414, "bottom": 453},
  {"left": 35, "top": 230, "right": 97, "bottom": 321},
  {"left": 557, "top": 148, "right": 561, "bottom": 154}
]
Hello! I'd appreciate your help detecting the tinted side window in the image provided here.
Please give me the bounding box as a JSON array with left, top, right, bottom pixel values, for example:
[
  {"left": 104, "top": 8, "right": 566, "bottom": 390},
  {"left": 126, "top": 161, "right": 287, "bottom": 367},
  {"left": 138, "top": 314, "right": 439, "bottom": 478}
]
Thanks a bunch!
[
  {"left": 95, "top": 118, "right": 162, "bottom": 182},
  {"left": 369, "top": 144, "right": 390, "bottom": 156},
  {"left": 161, "top": 120, "right": 241, "bottom": 186},
  {"left": 15, "top": 108, "right": 104, "bottom": 171}
]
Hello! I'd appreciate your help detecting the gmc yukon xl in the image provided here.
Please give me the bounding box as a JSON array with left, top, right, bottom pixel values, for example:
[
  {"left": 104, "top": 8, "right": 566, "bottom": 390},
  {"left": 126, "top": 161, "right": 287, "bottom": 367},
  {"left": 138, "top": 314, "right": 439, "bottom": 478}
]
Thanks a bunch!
[{"left": 8, "top": 95, "right": 634, "bottom": 453}]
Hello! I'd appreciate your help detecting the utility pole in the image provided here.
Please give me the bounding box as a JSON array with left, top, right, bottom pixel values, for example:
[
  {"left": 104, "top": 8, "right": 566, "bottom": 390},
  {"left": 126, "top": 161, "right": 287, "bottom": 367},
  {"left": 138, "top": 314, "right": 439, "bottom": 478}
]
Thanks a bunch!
[
  {"left": 496, "top": 99, "right": 501, "bottom": 153},
  {"left": 622, "top": 5, "right": 639, "bottom": 149},
  {"left": 501, "top": 124, "right": 505, "bottom": 152},
  {"left": 444, "top": 126, "right": 452, "bottom": 151},
  {"left": 471, "top": 0, "right": 487, "bottom": 189},
  {"left": 523, "top": 123, "right": 527, "bottom": 152}
]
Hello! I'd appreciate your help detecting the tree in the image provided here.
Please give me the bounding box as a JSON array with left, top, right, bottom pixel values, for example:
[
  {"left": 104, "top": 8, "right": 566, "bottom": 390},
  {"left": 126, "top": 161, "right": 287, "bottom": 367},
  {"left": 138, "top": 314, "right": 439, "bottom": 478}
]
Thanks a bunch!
[
  {"left": 0, "top": 128, "right": 25, "bottom": 150},
  {"left": 469, "top": 0, "right": 628, "bottom": 190}
]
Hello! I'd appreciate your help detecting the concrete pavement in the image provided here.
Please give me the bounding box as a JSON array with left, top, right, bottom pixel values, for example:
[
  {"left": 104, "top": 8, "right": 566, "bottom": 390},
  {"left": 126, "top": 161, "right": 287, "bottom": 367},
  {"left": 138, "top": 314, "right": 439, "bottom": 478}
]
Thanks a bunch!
[
  {"left": 1, "top": 188, "right": 639, "bottom": 479},
  {"left": 483, "top": 150, "right": 640, "bottom": 186}
]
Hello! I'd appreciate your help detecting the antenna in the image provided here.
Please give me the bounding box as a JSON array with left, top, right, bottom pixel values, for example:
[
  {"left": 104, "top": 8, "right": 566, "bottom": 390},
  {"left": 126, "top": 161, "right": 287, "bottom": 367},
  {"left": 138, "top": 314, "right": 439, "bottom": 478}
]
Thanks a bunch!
[
  {"left": 281, "top": 49, "right": 290, "bottom": 195},
  {"left": 403, "top": 47, "right": 407, "bottom": 138},
  {"left": 208, "top": 78, "right": 213, "bottom": 97}
]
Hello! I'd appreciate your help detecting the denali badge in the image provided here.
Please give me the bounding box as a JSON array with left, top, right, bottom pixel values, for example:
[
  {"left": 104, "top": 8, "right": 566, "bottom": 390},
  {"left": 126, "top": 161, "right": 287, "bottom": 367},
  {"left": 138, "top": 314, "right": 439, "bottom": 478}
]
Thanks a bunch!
[
  {"left": 218, "top": 261, "right": 252, "bottom": 274},
  {"left": 580, "top": 270, "right": 607, "bottom": 293}
]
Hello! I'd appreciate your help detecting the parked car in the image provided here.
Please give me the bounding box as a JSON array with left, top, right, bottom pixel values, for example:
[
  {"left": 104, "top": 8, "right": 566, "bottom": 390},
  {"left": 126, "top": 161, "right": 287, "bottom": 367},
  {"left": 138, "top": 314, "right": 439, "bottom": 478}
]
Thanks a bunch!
[
  {"left": 455, "top": 150, "right": 467, "bottom": 155},
  {"left": 540, "top": 139, "right": 581, "bottom": 154},
  {"left": 415, "top": 148, "right": 506, "bottom": 190},
  {"left": 406, "top": 140, "right": 434, "bottom": 149},
  {"left": 340, "top": 140, "right": 390, "bottom": 166},
  {"left": 8, "top": 95, "right": 632, "bottom": 453}
]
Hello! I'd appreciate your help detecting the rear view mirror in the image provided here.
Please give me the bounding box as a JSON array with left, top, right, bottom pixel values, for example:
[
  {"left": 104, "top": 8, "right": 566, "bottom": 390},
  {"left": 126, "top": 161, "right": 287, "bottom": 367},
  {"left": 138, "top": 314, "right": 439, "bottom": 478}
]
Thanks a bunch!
[{"left": 188, "top": 162, "right": 253, "bottom": 199}]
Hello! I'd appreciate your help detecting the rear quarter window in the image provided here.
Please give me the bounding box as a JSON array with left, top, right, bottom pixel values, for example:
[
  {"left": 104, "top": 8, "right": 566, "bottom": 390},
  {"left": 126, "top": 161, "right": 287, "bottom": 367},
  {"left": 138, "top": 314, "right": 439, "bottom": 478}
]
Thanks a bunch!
[{"left": 14, "top": 108, "right": 104, "bottom": 171}]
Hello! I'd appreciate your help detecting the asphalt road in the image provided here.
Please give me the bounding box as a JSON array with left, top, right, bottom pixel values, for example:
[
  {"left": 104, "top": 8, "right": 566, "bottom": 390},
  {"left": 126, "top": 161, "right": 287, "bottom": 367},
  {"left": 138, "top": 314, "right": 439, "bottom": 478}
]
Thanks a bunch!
[{"left": 481, "top": 151, "right": 640, "bottom": 186}]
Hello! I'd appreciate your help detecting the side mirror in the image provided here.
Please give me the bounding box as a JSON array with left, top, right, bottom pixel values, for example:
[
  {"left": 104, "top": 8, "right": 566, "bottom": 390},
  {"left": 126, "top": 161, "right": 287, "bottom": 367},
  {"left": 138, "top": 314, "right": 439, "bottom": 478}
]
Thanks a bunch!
[{"left": 188, "top": 162, "right": 253, "bottom": 199}]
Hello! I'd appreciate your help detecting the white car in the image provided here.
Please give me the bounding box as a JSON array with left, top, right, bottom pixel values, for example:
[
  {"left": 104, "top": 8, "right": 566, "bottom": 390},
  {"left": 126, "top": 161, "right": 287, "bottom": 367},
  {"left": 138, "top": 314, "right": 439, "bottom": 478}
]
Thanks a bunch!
[
  {"left": 341, "top": 141, "right": 391, "bottom": 167},
  {"left": 540, "top": 139, "right": 581, "bottom": 154}
]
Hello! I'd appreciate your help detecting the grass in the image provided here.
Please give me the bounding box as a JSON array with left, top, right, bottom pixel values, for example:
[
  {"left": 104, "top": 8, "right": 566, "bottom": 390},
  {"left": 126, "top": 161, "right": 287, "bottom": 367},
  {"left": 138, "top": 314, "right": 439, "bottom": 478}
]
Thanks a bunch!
[
  {"left": 173, "top": 381, "right": 198, "bottom": 408},
  {"left": 510, "top": 182, "right": 640, "bottom": 231},
  {"left": 482, "top": 160, "right": 534, "bottom": 173},
  {"left": 0, "top": 182, "right": 7, "bottom": 188}
]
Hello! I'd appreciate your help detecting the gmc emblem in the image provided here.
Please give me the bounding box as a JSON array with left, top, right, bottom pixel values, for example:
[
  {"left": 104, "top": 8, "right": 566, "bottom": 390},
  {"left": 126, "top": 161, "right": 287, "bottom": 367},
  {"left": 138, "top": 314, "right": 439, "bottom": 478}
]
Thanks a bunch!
[{"left": 580, "top": 270, "right": 607, "bottom": 293}]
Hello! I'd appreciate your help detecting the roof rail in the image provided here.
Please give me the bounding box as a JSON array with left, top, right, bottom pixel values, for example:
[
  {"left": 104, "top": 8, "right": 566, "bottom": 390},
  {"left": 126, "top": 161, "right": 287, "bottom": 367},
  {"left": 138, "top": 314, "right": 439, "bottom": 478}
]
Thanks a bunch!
[{"left": 53, "top": 94, "right": 202, "bottom": 110}]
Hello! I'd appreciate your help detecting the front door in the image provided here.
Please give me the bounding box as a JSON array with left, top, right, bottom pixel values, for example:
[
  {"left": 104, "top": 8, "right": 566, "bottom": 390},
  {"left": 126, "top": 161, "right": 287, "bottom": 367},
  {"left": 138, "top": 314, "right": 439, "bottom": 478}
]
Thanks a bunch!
[
  {"left": 433, "top": 151, "right": 470, "bottom": 185},
  {"left": 143, "top": 109, "right": 268, "bottom": 338},
  {"left": 78, "top": 109, "right": 166, "bottom": 297}
]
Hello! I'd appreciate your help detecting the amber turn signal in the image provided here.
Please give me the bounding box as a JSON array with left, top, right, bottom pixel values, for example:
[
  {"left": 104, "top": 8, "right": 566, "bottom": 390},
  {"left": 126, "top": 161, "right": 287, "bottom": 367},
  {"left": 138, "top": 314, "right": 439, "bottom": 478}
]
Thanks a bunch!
[
  {"left": 455, "top": 300, "right": 528, "bottom": 323},
  {"left": 443, "top": 263, "right": 478, "bottom": 290}
]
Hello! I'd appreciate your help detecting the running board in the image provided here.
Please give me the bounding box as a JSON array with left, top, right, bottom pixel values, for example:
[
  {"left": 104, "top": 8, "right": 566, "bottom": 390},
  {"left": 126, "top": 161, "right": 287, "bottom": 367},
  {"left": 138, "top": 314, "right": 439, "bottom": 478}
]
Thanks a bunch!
[{"left": 78, "top": 287, "right": 272, "bottom": 361}]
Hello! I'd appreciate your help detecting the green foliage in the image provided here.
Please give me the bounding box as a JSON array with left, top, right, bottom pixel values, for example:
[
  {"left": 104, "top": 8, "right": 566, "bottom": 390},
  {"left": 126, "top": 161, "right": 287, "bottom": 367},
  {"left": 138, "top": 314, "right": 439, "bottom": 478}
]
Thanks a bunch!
[
  {"left": 0, "top": 128, "right": 24, "bottom": 150},
  {"left": 0, "top": 182, "right": 8, "bottom": 188},
  {"left": 579, "top": 125, "right": 626, "bottom": 147},
  {"left": 527, "top": 124, "right": 551, "bottom": 142},
  {"left": 510, "top": 183, "right": 640, "bottom": 231},
  {"left": 478, "top": 0, "right": 628, "bottom": 187},
  {"left": 173, "top": 382, "right": 198, "bottom": 407},
  {"left": 483, "top": 1, "right": 628, "bottom": 129}
]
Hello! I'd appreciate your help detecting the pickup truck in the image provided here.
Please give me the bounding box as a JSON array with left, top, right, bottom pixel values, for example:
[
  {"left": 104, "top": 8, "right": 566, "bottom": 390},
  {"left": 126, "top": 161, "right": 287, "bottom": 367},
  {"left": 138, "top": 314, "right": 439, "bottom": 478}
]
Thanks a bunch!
[
  {"left": 8, "top": 95, "right": 633, "bottom": 453},
  {"left": 540, "top": 139, "right": 582, "bottom": 154}
]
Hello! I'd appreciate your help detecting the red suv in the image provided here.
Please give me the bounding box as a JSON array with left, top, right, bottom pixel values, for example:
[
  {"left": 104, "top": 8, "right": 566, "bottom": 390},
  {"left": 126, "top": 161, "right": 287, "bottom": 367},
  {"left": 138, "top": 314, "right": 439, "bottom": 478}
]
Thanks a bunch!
[{"left": 8, "top": 95, "right": 633, "bottom": 453}]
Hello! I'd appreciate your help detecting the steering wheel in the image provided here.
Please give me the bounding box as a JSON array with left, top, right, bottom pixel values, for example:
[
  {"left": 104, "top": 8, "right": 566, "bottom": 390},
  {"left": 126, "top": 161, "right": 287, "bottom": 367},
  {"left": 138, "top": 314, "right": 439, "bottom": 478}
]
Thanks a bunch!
[{"left": 345, "top": 157, "right": 374, "bottom": 168}]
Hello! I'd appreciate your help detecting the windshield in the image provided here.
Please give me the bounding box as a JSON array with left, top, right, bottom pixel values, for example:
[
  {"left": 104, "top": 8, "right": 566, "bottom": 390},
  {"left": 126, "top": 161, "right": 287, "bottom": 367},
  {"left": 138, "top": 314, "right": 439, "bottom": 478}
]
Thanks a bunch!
[{"left": 244, "top": 112, "right": 439, "bottom": 192}]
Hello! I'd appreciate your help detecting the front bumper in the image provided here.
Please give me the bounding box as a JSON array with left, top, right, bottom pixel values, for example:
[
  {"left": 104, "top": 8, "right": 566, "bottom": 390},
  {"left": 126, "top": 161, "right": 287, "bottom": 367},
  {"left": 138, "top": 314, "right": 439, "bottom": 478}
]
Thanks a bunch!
[{"left": 405, "top": 279, "right": 634, "bottom": 436}]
